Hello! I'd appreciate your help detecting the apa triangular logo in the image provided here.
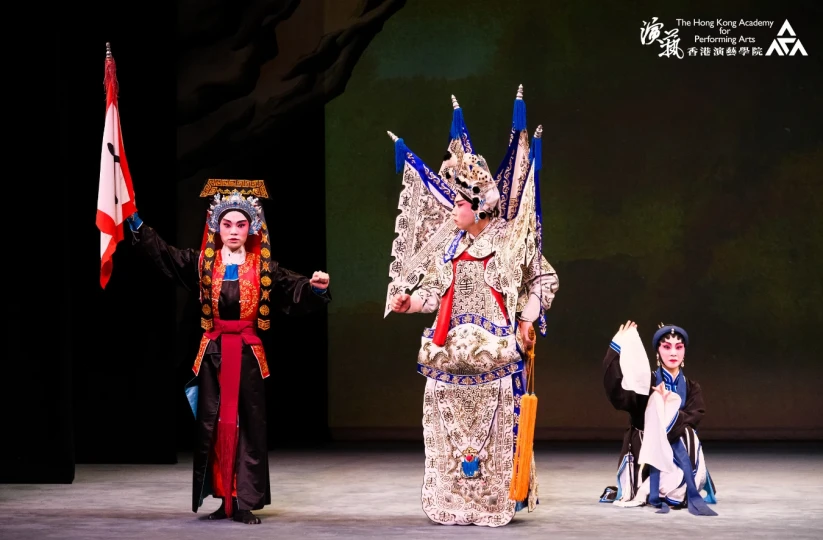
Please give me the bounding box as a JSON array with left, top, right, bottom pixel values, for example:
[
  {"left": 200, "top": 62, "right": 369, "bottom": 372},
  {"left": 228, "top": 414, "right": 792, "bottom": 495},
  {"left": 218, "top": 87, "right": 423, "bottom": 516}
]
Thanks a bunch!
[{"left": 766, "top": 20, "right": 808, "bottom": 56}]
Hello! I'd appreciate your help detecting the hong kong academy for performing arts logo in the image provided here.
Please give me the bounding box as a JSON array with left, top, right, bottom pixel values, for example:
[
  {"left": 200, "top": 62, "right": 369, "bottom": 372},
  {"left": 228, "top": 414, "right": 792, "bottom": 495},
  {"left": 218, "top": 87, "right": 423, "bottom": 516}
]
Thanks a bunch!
[{"left": 640, "top": 18, "right": 808, "bottom": 59}]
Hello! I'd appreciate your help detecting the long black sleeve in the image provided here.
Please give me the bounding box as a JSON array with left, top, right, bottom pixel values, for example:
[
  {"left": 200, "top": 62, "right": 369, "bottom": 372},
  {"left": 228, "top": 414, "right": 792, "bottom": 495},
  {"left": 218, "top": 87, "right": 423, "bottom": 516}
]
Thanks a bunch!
[
  {"left": 603, "top": 347, "right": 650, "bottom": 428},
  {"left": 131, "top": 225, "right": 201, "bottom": 291},
  {"left": 667, "top": 379, "right": 706, "bottom": 443},
  {"left": 270, "top": 262, "right": 331, "bottom": 316}
]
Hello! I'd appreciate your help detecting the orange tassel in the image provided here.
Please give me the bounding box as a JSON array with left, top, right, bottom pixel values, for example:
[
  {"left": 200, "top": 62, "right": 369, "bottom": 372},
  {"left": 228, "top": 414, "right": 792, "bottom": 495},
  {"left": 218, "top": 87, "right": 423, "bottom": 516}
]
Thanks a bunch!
[
  {"left": 510, "top": 327, "right": 538, "bottom": 502},
  {"left": 510, "top": 394, "right": 537, "bottom": 500}
]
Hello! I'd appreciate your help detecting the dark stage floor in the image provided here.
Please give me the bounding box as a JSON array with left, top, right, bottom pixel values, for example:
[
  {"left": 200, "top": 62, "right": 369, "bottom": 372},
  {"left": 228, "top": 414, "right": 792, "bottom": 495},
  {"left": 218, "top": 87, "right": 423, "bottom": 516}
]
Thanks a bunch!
[{"left": 1, "top": 442, "right": 820, "bottom": 539}]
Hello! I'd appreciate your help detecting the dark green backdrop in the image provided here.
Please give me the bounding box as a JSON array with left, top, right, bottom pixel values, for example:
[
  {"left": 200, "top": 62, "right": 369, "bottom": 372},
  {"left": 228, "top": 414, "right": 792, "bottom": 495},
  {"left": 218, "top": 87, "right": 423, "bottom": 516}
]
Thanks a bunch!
[{"left": 325, "top": 0, "right": 822, "bottom": 440}]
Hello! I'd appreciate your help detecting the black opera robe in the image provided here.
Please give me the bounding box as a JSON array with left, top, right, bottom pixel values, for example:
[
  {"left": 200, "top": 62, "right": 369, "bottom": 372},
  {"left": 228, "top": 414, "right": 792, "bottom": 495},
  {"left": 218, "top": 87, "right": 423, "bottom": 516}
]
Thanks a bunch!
[{"left": 132, "top": 225, "right": 330, "bottom": 512}]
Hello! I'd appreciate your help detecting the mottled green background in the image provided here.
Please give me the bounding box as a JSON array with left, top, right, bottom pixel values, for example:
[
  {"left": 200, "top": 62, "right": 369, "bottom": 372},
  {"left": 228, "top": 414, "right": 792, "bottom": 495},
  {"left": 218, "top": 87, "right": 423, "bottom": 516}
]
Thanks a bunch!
[{"left": 325, "top": 0, "right": 822, "bottom": 439}]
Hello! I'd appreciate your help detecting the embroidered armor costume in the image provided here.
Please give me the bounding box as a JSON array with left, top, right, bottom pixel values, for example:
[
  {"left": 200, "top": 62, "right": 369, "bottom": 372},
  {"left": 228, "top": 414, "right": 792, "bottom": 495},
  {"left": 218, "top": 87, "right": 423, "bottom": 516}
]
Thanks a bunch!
[
  {"left": 413, "top": 209, "right": 557, "bottom": 379},
  {"left": 386, "top": 87, "right": 559, "bottom": 526}
]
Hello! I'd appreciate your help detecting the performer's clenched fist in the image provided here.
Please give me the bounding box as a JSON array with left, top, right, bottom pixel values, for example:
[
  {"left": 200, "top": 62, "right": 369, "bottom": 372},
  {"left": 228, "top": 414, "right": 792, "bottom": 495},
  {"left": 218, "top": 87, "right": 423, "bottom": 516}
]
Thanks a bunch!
[
  {"left": 310, "top": 271, "right": 330, "bottom": 289},
  {"left": 390, "top": 293, "right": 411, "bottom": 313},
  {"left": 518, "top": 320, "right": 536, "bottom": 350}
]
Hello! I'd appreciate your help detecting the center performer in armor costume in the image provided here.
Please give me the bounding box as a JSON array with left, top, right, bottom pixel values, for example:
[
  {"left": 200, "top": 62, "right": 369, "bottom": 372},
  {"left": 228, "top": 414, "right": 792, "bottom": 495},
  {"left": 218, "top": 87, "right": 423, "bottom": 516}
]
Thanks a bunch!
[
  {"left": 385, "top": 87, "right": 559, "bottom": 526},
  {"left": 125, "top": 179, "right": 331, "bottom": 524}
]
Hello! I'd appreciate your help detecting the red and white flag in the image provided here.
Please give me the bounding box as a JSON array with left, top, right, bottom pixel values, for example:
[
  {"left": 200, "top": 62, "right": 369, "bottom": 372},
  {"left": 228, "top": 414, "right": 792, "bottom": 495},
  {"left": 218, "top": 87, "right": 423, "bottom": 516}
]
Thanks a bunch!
[{"left": 96, "top": 43, "right": 137, "bottom": 289}]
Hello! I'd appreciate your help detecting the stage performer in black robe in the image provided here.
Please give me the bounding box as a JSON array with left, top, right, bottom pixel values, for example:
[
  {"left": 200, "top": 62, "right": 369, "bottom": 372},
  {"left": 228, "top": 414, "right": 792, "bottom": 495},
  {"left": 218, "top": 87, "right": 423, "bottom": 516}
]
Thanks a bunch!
[
  {"left": 126, "top": 179, "right": 330, "bottom": 524},
  {"left": 599, "top": 321, "right": 717, "bottom": 516}
]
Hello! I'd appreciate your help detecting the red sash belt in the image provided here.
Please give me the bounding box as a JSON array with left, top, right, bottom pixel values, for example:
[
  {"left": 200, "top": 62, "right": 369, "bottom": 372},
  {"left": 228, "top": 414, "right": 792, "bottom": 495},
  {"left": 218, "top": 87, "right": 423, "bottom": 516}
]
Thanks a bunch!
[{"left": 204, "top": 319, "right": 261, "bottom": 516}]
